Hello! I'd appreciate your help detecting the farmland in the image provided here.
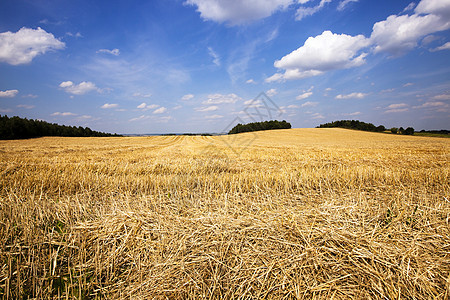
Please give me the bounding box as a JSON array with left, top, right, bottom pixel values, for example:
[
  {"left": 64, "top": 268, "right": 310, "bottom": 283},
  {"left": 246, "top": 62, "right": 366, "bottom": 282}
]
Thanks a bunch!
[{"left": 0, "top": 128, "right": 449, "bottom": 299}]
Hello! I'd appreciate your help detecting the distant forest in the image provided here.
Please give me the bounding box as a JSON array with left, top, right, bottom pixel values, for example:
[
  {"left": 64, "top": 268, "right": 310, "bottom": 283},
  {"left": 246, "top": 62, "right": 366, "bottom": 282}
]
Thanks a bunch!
[
  {"left": 317, "top": 120, "right": 417, "bottom": 135},
  {"left": 0, "top": 115, "right": 121, "bottom": 140},
  {"left": 229, "top": 120, "right": 291, "bottom": 134}
]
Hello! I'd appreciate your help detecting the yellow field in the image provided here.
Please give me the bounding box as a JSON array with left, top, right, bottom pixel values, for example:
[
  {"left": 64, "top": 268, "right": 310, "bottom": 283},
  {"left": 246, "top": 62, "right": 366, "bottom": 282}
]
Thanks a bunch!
[{"left": 1, "top": 128, "right": 449, "bottom": 299}]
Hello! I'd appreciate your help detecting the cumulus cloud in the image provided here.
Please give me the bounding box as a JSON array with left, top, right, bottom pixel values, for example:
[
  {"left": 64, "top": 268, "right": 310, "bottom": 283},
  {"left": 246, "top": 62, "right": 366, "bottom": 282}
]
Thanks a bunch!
[
  {"left": 370, "top": 13, "right": 450, "bottom": 55},
  {"left": 97, "top": 48, "right": 120, "bottom": 56},
  {"left": 296, "top": 91, "right": 313, "bottom": 100},
  {"left": 0, "top": 89, "right": 19, "bottom": 98},
  {"left": 101, "top": 103, "right": 118, "bottom": 109},
  {"left": 181, "top": 94, "right": 194, "bottom": 101},
  {"left": 246, "top": 79, "right": 256, "bottom": 84},
  {"left": 0, "top": 27, "right": 65, "bottom": 65},
  {"left": 267, "top": 0, "right": 450, "bottom": 81},
  {"left": 301, "top": 101, "right": 318, "bottom": 107},
  {"left": 153, "top": 107, "right": 167, "bottom": 114},
  {"left": 51, "top": 112, "right": 76, "bottom": 116},
  {"left": 415, "top": 0, "right": 450, "bottom": 18},
  {"left": 267, "top": 31, "right": 370, "bottom": 82},
  {"left": 60, "top": 81, "right": 101, "bottom": 95},
  {"left": 335, "top": 92, "right": 367, "bottom": 99},
  {"left": 196, "top": 105, "right": 219, "bottom": 112},
  {"left": 385, "top": 103, "right": 409, "bottom": 113},
  {"left": 432, "top": 93, "right": 450, "bottom": 100},
  {"left": 413, "top": 100, "right": 449, "bottom": 112},
  {"left": 243, "top": 99, "right": 263, "bottom": 108},
  {"left": 387, "top": 103, "right": 408, "bottom": 109},
  {"left": 185, "top": 0, "right": 294, "bottom": 25},
  {"left": 137, "top": 102, "right": 159, "bottom": 110},
  {"left": 202, "top": 93, "right": 241, "bottom": 104},
  {"left": 266, "top": 88, "right": 277, "bottom": 97}
]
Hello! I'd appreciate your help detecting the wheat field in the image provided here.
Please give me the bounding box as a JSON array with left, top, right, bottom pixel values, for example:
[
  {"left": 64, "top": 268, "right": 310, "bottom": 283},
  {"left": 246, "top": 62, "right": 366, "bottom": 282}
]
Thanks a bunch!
[{"left": 0, "top": 128, "right": 449, "bottom": 299}]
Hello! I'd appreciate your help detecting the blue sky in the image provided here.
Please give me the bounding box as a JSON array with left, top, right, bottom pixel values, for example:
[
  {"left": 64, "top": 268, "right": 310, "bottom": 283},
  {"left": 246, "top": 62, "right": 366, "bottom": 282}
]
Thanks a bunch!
[{"left": 0, "top": 0, "right": 449, "bottom": 134}]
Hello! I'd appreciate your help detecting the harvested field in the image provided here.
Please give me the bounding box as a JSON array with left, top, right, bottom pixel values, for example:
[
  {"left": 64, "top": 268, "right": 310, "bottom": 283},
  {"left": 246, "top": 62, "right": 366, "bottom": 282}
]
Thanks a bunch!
[{"left": 0, "top": 128, "right": 449, "bottom": 299}]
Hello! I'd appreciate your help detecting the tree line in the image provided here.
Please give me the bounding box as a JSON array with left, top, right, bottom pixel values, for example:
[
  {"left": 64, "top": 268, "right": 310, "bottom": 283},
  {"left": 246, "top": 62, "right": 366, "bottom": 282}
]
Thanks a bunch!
[
  {"left": 228, "top": 120, "right": 291, "bottom": 134},
  {"left": 0, "top": 115, "right": 121, "bottom": 140},
  {"left": 317, "top": 120, "right": 415, "bottom": 135}
]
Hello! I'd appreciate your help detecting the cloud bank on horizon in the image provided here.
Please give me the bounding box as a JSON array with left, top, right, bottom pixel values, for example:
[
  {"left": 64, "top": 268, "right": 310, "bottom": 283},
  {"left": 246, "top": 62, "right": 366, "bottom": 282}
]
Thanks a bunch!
[{"left": 0, "top": 0, "right": 449, "bottom": 133}]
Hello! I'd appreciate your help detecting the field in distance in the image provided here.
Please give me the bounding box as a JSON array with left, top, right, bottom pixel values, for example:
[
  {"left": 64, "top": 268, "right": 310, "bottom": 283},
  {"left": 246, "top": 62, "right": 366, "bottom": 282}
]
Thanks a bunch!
[{"left": 1, "top": 128, "right": 449, "bottom": 299}]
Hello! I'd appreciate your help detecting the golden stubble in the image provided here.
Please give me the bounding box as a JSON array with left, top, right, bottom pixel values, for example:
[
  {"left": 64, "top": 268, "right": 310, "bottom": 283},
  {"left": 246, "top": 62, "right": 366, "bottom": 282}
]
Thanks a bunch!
[{"left": 0, "top": 128, "right": 449, "bottom": 299}]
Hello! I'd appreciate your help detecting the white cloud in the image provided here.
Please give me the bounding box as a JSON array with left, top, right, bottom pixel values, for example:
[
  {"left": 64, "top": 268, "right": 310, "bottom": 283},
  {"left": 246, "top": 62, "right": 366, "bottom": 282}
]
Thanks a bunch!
[
  {"left": 0, "top": 108, "right": 12, "bottom": 113},
  {"left": 403, "top": 82, "right": 414, "bottom": 87},
  {"left": 129, "top": 115, "right": 150, "bottom": 122},
  {"left": 301, "top": 101, "right": 318, "bottom": 107},
  {"left": 431, "top": 42, "right": 450, "bottom": 51},
  {"left": 208, "top": 47, "right": 220, "bottom": 66},
  {"left": 413, "top": 100, "right": 449, "bottom": 112},
  {"left": 267, "top": 31, "right": 370, "bottom": 82},
  {"left": 287, "top": 104, "right": 300, "bottom": 108},
  {"left": 296, "top": 91, "right": 313, "bottom": 100},
  {"left": 205, "top": 114, "right": 224, "bottom": 119},
  {"left": 196, "top": 105, "right": 219, "bottom": 112},
  {"left": 335, "top": 92, "right": 367, "bottom": 99},
  {"left": 137, "top": 102, "right": 159, "bottom": 110},
  {"left": 51, "top": 112, "right": 76, "bottom": 116},
  {"left": 153, "top": 107, "right": 167, "bottom": 114},
  {"left": 0, "top": 27, "right": 65, "bottom": 65},
  {"left": 337, "top": 0, "right": 359, "bottom": 11},
  {"left": 59, "top": 81, "right": 101, "bottom": 95},
  {"left": 202, "top": 93, "right": 241, "bottom": 104},
  {"left": 17, "top": 104, "right": 34, "bottom": 109},
  {"left": 185, "top": 0, "right": 294, "bottom": 25},
  {"left": 432, "top": 93, "right": 450, "bottom": 100},
  {"left": 387, "top": 103, "right": 408, "bottom": 109},
  {"left": 97, "top": 48, "right": 120, "bottom": 56},
  {"left": 415, "top": 0, "right": 450, "bottom": 18},
  {"left": 266, "top": 88, "right": 277, "bottom": 97},
  {"left": 370, "top": 13, "right": 450, "bottom": 55},
  {"left": 243, "top": 99, "right": 263, "bottom": 108},
  {"left": 343, "top": 111, "right": 361, "bottom": 116},
  {"left": 22, "top": 94, "right": 38, "bottom": 98},
  {"left": 66, "top": 32, "right": 83, "bottom": 38},
  {"left": 403, "top": 2, "right": 417, "bottom": 12},
  {"left": 133, "top": 92, "right": 152, "bottom": 98},
  {"left": 78, "top": 115, "right": 92, "bottom": 119},
  {"left": 311, "top": 113, "right": 325, "bottom": 119},
  {"left": 385, "top": 108, "right": 409, "bottom": 113},
  {"left": 0, "top": 89, "right": 19, "bottom": 98},
  {"left": 246, "top": 79, "right": 256, "bottom": 84},
  {"left": 101, "top": 103, "right": 118, "bottom": 109},
  {"left": 181, "top": 94, "right": 194, "bottom": 101},
  {"left": 296, "top": 0, "right": 332, "bottom": 21}
]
